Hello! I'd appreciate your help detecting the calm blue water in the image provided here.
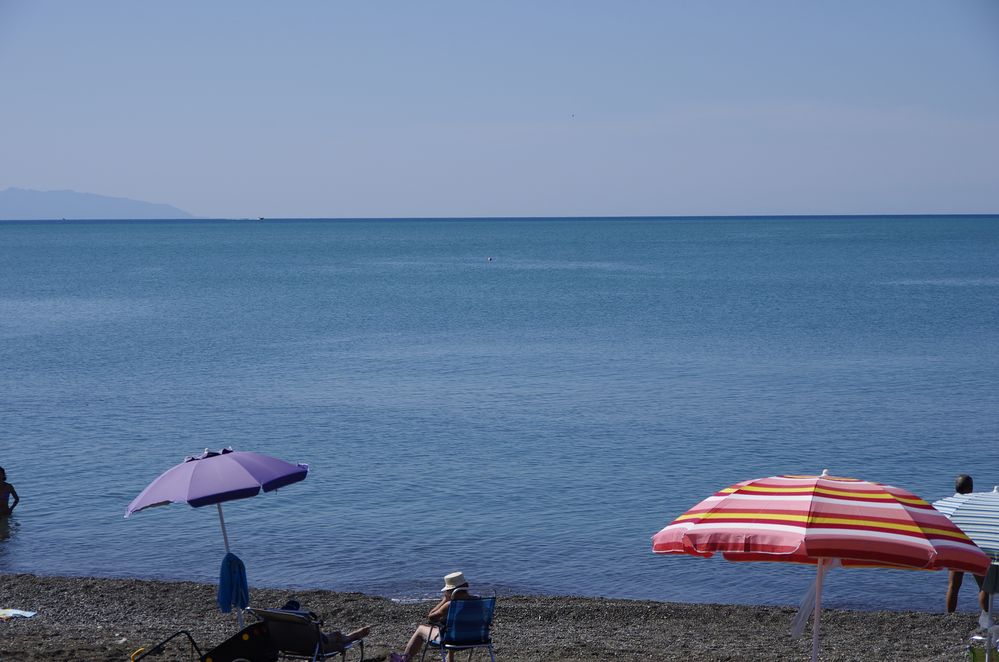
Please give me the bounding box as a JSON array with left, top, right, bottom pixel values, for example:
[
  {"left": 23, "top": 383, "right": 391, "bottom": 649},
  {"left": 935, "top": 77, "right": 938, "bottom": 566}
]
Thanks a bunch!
[{"left": 1, "top": 216, "right": 998, "bottom": 612}]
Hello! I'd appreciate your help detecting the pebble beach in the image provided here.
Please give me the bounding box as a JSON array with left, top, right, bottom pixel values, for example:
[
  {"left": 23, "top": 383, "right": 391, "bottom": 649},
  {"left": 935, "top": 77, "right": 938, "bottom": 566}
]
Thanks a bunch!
[{"left": 0, "top": 573, "right": 983, "bottom": 661}]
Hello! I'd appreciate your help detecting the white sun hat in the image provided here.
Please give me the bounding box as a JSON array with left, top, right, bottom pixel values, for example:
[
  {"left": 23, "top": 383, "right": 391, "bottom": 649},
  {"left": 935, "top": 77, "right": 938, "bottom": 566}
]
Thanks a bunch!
[{"left": 440, "top": 571, "right": 468, "bottom": 592}]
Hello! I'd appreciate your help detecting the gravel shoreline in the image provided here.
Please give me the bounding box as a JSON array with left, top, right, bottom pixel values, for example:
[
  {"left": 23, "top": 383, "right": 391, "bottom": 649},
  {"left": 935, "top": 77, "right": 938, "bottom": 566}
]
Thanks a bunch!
[{"left": 0, "top": 573, "right": 982, "bottom": 661}]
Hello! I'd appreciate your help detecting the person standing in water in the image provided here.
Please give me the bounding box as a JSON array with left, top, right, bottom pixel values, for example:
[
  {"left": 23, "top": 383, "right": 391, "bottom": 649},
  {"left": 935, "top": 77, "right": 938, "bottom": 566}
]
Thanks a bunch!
[
  {"left": 946, "top": 474, "right": 987, "bottom": 613},
  {"left": 0, "top": 467, "right": 19, "bottom": 517}
]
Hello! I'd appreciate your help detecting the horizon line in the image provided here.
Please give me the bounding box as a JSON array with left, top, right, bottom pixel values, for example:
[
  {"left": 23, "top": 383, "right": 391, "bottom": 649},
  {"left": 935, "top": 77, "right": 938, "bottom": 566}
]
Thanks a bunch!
[{"left": 2, "top": 212, "right": 999, "bottom": 223}]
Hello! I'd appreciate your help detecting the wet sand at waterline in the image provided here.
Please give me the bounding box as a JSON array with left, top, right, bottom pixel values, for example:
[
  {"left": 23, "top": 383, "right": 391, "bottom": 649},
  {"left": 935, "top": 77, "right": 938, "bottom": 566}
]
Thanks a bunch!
[{"left": 0, "top": 574, "right": 982, "bottom": 661}]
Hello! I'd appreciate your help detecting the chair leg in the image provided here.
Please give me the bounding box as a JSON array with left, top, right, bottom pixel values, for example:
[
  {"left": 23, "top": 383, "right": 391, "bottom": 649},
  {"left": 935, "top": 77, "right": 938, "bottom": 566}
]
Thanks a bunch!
[
  {"left": 342, "top": 640, "right": 364, "bottom": 662},
  {"left": 419, "top": 638, "right": 436, "bottom": 662}
]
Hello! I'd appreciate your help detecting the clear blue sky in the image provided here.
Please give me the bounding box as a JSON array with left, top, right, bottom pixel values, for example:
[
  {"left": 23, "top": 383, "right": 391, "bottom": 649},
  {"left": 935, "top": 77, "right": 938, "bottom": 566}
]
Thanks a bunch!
[{"left": 2, "top": 1, "right": 997, "bottom": 218}]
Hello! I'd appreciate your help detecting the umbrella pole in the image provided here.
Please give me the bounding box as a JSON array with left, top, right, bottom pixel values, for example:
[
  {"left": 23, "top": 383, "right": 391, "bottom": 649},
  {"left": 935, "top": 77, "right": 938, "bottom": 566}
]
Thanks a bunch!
[
  {"left": 985, "top": 562, "right": 999, "bottom": 662},
  {"left": 216, "top": 504, "right": 244, "bottom": 628},
  {"left": 988, "top": 589, "right": 994, "bottom": 662},
  {"left": 216, "top": 503, "right": 232, "bottom": 554},
  {"left": 812, "top": 559, "right": 827, "bottom": 662}
]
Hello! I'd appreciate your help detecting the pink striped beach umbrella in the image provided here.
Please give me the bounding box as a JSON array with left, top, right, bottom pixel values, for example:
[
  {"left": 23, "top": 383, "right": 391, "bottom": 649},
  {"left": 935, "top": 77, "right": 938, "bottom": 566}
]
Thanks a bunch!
[{"left": 652, "top": 471, "right": 990, "bottom": 662}]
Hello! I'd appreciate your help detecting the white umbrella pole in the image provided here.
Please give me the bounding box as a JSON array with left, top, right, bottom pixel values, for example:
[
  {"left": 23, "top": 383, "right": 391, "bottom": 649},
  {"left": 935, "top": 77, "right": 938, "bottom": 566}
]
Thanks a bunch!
[
  {"left": 812, "top": 559, "right": 827, "bottom": 662},
  {"left": 217, "top": 503, "right": 232, "bottom": 553}
]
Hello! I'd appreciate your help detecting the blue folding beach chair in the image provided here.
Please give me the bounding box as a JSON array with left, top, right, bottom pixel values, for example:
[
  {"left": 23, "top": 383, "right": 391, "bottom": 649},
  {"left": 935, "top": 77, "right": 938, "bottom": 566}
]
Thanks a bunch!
[{"left": 421, "top": 596, "right": 496, "bottom": 662}]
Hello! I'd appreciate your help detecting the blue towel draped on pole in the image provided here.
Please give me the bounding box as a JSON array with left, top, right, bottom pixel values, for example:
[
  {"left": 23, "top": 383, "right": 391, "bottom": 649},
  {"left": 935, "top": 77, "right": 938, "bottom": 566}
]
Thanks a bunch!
[{"left": 218, "top": 552, "right": 249, "bottom": 613}]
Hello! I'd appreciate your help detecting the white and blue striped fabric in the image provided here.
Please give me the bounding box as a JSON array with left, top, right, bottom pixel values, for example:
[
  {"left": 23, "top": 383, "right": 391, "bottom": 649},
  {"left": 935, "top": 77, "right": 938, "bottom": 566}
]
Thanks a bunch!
[{"left": 934, "top": 489, "right": 999, "bottom": 559}]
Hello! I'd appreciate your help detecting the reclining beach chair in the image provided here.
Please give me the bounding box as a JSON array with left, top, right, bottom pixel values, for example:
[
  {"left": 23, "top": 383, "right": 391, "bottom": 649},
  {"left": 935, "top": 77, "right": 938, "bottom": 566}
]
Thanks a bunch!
[
  {"left": 420, "top": 596, "right": 496, "bottom": 662},
  {"left": 247, "top": 608, "right": 365, "bottom": 662}
]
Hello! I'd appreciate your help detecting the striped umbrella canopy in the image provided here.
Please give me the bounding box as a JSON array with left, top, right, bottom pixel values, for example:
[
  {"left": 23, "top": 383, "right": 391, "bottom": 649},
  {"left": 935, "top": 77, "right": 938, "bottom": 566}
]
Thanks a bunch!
[
  {"left": 933, "top": 488, "right": 999, "bottom": 560},
  {"left": 653, "top": 471, "right": 991, "bottom": 662},
  {"left": 933, "top": 487, "right": 999, "bottom": 661}
]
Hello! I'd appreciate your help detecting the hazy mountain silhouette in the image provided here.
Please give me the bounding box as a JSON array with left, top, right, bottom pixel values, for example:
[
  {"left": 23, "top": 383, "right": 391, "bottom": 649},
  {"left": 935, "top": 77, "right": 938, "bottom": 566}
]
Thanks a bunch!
[{"left": 0, "top": 187, "right": 194, "bottom": 220}]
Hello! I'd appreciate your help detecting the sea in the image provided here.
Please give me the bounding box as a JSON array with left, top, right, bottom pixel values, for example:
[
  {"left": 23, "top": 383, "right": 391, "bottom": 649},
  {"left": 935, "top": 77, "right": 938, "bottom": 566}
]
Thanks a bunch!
[{"left": 1, "top": 215, "right": 997, "bottom": 612}]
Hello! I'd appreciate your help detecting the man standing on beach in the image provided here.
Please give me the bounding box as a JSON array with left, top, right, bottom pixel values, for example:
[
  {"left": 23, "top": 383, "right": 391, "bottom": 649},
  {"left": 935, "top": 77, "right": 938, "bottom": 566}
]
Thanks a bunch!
[{"left": 946, "top": 474, "right": 987, "bottom": 613}]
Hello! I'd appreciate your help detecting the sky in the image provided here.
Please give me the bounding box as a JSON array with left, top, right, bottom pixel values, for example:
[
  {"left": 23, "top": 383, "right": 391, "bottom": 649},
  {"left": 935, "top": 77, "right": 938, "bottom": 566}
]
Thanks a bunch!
[{"left": 1, "top": 1, "right": 998, "bottom": 218}]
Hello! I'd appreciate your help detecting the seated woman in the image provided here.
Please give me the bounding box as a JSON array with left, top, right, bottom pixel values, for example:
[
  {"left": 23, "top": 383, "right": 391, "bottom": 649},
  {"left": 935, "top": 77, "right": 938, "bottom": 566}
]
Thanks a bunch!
[{"left": 390, "top": 571, "right": 473, "bottom": 662}]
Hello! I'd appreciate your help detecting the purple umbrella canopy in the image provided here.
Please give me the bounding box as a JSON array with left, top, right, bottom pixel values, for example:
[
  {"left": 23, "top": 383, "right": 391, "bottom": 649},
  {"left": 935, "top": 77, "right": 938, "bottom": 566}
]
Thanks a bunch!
[{"left": 125, "top": 448, "right": 309, "bottom": 517}]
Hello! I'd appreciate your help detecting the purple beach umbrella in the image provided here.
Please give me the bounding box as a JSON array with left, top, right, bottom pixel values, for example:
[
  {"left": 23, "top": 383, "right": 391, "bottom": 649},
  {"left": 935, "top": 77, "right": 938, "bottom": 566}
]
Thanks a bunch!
[
  {"left": 126, "top": 448, "right": 308, "bottom": 516},
  {"left": 125, "top": 448, "right": 308, "bottom": 626},
  {"left": 125, "top": 447, "right": 308, "bottom": 550}
]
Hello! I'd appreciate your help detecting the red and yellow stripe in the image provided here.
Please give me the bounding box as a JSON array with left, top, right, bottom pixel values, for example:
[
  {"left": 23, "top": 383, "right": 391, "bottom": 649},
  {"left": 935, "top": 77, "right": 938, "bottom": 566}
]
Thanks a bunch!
[{"left": 653, "top": 474, "right": 990, "bottom": 574}]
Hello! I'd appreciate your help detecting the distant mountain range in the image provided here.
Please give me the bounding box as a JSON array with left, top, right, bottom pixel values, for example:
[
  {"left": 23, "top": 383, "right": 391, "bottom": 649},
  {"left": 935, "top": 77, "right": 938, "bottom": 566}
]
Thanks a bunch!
[{"left": 0, "top": 187, "right": 194, "bottom": 220}]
